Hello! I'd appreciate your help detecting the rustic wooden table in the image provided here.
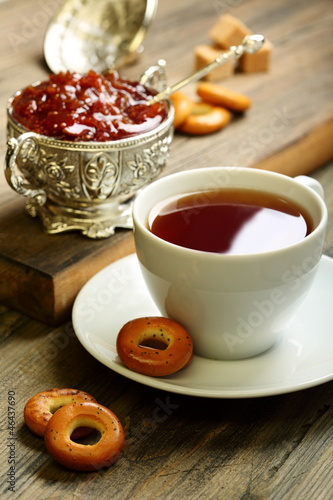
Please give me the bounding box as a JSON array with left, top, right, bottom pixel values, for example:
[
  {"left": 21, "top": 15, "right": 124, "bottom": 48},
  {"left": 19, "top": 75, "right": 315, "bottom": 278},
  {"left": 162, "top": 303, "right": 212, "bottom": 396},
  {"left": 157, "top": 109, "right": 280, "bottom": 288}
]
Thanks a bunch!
[{"left": 1, "top": 0, "right": 333, "bottom": 499}]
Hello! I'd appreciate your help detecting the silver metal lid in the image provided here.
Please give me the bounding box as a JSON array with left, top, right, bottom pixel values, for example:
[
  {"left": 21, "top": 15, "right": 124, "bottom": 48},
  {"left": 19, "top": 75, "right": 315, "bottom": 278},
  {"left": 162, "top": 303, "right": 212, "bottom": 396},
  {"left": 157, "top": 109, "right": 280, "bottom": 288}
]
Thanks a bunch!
[{"left": 44, "top": 0, "right": 158, "bottom": 74}]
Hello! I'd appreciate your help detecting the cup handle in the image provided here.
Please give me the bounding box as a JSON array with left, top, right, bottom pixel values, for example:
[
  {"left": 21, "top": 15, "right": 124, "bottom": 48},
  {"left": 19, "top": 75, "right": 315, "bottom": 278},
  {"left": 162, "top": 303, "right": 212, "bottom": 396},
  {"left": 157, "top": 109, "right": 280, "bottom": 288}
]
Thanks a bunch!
[
  {"left": 5, "top": 132, "right": 47, "bottom": 210},
  {"left": 294, "top": 175, "right": 324, "bottom": 199}
]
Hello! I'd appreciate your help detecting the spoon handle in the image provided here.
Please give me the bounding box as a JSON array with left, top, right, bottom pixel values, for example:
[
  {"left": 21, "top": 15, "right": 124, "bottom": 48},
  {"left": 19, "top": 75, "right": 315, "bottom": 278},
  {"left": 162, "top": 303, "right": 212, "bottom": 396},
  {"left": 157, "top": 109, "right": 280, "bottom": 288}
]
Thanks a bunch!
[{"left": 148, "top": 34, "right": 265, "bottom": 104}]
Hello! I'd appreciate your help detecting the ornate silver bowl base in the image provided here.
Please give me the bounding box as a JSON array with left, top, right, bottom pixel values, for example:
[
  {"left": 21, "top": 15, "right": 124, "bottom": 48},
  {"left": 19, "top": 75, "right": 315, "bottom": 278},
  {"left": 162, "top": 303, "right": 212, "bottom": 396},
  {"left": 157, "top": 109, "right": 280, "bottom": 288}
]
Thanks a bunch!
[
  {"left": 27, "top": 192, "right": 135, "bottom": 240},
  {"left": 25, "top": 189, "right": 133, "bottom": 239}
]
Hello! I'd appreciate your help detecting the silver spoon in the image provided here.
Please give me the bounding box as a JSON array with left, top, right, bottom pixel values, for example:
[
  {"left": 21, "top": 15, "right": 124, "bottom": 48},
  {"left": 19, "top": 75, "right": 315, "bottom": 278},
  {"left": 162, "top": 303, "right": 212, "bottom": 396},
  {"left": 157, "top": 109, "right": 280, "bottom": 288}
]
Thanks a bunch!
[{"left": 147, "top": 34, "right": 265, "bottom": 104}]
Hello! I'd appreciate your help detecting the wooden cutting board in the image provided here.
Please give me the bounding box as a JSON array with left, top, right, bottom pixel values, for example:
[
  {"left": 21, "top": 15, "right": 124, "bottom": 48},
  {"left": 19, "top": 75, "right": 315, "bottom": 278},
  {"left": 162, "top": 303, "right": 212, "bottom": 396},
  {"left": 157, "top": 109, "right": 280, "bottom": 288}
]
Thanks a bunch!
[{"left": 0, "top": 0, "right": 332, "bottom": 324}]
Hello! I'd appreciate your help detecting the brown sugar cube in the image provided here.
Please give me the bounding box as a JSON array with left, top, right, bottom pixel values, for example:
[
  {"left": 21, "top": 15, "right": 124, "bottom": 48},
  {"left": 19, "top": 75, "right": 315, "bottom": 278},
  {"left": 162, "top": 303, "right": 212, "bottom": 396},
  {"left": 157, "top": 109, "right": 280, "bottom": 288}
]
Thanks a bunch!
[
  {"left": 238, "top": 39, "right": 273, "bottom": 73},
  {"left": 195, "top": 44, "right": 235, "bottom": 81},
  {"left": 209, "top": 14, "right": 252, "bottom": 49}
]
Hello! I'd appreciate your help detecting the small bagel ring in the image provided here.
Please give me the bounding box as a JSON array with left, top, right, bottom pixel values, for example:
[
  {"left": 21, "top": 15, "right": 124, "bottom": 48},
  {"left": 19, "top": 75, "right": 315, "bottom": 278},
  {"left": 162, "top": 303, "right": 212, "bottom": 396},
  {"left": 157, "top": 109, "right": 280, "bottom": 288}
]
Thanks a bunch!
[
  {"left": 116, "top": 316, "right": 193, "bottom": 377},
  {"left": 170, "top": 91, "right": 193, "bottom": 128},
  {"left": 24, "top": 388, "right": 97, "bottom": 438},
  {"left": 44, "top": 401, "right": 124, "bottom": 471},
  {"left": 179, "top": 102, "right": 231, "bottom": 135},
  {"left": 197, "top": 82, "right": 252, "bottom": 112}
]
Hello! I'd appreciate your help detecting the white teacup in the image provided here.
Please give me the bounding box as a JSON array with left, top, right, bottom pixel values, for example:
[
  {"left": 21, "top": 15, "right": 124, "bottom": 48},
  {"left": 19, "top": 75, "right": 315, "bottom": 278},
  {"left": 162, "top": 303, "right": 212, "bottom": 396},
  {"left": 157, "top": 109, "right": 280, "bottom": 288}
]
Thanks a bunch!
[{"left": 132, "top": 167, "right": 327, "bottom": 360}]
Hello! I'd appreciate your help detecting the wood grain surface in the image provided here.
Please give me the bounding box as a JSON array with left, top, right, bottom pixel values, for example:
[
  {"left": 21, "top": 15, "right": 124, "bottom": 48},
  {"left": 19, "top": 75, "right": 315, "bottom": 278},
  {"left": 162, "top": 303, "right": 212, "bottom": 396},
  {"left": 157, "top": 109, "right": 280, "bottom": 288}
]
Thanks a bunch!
[{"left": 0, "top": 0, "right": 333, "bottom": 499}]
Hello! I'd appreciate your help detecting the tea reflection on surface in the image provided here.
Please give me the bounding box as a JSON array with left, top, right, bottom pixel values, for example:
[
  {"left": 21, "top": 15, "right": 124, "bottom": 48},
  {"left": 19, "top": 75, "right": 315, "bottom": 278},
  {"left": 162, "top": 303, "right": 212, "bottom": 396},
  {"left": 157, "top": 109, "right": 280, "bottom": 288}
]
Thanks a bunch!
[{"left": 149, "top": 188, "right": 312, "bottom": 255}]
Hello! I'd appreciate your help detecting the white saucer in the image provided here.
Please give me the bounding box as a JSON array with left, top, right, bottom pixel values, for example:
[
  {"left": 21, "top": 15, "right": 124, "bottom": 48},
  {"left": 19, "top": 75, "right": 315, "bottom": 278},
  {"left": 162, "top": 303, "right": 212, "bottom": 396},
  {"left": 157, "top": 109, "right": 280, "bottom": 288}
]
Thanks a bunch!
[{"left": 72, "top": 254, "right": 333, "bottom": 398}]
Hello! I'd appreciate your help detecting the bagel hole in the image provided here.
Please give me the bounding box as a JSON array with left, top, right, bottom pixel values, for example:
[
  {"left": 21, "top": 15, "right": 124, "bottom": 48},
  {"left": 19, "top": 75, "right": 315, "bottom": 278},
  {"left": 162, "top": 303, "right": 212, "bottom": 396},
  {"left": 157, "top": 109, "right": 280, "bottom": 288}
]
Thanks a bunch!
[
  {"left": 50, "top": 403, "right": 64, "bottom": 414},
  {"left": 139, "top": 338, "right": 168, "bottom": 350},
  {"left": 71, "top": 428, "right": 102, "bottom": 445}
]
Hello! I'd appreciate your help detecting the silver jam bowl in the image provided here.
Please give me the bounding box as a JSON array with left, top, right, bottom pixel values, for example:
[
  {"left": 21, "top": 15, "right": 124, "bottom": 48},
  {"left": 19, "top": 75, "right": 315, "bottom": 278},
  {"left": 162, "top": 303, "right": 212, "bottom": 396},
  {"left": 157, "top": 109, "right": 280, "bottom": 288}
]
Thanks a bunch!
[{"left": 5, "top": 89, "right": 174, "bottom": 239}]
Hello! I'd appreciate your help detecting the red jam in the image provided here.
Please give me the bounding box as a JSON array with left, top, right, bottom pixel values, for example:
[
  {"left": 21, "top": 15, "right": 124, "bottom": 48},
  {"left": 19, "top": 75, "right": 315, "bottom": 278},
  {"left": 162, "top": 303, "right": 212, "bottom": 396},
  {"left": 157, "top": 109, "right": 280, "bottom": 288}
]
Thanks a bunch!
[{"left": 11, "top": 70, "right": 168, "bottom": 142}]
